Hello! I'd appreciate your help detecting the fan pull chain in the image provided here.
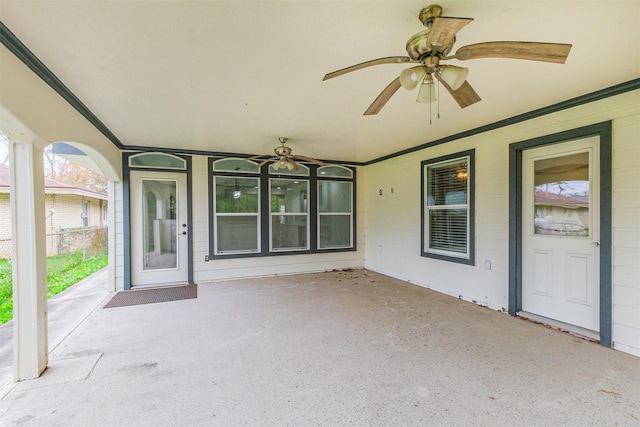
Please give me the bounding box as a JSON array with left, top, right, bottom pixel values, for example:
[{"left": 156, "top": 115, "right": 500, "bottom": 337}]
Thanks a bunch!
[
  {"left": 437, "top": 80, "right": 441, "bottom": 119},
  {"left": 429, "top": 96, "right": 432, "bottom": 125}
]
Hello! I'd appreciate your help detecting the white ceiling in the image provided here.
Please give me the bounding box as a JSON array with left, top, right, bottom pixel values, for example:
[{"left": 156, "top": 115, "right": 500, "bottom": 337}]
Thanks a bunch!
[{"left": 1, "top": 1, "right": 639, "bottom": 163}]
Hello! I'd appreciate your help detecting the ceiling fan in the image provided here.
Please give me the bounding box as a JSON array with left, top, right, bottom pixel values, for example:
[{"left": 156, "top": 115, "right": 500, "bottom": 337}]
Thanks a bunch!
[
  {"left": 323, "top": 4, "right": 572, "bottom": 115},
  {"left": 251, "top": 138, "right": 325, "bottom": 171}
]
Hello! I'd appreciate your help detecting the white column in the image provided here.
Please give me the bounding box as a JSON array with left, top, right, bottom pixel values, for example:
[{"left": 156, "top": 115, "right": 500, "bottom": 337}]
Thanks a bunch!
[
  {"left": 107, "top": 181, "right": 116, "bottom": 292},
  {"left": 10, "top": 140, "right": 48, "bottom": 381}
]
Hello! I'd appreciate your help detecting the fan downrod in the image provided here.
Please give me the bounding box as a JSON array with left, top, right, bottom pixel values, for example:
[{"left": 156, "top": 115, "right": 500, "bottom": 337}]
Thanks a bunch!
[{"left": 419, "top": 4, "right": 443, "bottom": 27}]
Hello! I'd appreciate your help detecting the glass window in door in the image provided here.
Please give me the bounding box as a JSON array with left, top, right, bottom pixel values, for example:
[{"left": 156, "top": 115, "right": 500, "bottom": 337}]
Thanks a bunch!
[
  {"left": 533, "top": 152, "right": 589, "bottom": 237},
  {"left": 142, "top": 179, "right": 178, "bottom": 270}
]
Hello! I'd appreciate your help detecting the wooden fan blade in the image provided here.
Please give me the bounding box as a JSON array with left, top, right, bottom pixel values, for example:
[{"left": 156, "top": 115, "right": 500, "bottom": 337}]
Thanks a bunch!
[
  {"left": 435, "top": 73, "right": 481, "bottom": 108},
  {"left": 427, "top": 17, "right": 473, "bottom": 52},
  {"left": 292, "top": 155, "right": 325, "bottom": 166},
  {"left": 323, "top": 56, "right": 414, "bottom": 81},
  {"left": 256, "top": 159, "right": 271, "bottom": 169},
  {"left": 455, "top": 42, "right": 572, "bottom": 63},
  {"left": 364, "top": 77, "right": 402, "bottom": 115}
]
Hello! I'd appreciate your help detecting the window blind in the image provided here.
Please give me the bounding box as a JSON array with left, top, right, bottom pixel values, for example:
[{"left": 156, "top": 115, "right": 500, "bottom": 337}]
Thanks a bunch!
[{"left": 425, "top": 157, "right": 469, "bottom": 257}]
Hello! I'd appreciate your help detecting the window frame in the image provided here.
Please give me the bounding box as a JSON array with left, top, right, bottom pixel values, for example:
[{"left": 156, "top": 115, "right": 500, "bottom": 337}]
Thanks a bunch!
[
  {"left": 213, "top": 175, "right": 261, "bottom": 255},
  {"left": 208, "top": 158, "right": 356, "bottom": 259},
  {"left": 420, "top": 149, "right": 475, "bottom": 265},
  {"left": 317, "top": 178, "right": 354, "bottom": 250},
  {"left": 269, "top": 177, "right": 310, "bottom": 252}
]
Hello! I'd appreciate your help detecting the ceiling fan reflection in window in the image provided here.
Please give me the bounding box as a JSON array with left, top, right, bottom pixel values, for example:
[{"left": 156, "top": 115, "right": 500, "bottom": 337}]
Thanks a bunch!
[
  {"left": 323, "top": 4, "right": 572, "bottom": 116},
  {"left": 250, "top": 138, "right": 325, "bottom": 171}
]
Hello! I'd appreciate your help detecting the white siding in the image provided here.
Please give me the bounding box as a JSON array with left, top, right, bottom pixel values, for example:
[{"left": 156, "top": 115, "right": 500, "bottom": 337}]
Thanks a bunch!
[
  {"left": 191, "top": 156, "right": 366, "bottom": 282},
  {"left": 364, "top": 90, "right": 640, "bottom": 356},
  {"left": 611, "top": 114, "right": 640, "bottom": 355}
]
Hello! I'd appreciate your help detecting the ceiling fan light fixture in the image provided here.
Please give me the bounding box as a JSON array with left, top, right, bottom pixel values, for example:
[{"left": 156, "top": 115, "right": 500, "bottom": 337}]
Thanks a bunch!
[
  {"left": 272, "top": 157, "right": 287, "bottom": 170},
  {"left": 400, "top": 66, "right": 427, "bottom": 90},
  {"left": 438, "top": 65, "right": 469, "bottom": 91},
  {"left": 416, "top": 75, "right": 437, "bottom": 103}
]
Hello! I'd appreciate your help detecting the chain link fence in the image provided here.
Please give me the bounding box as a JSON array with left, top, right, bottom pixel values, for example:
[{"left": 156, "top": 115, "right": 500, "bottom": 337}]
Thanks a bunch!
[{"left": 0, "top": 226, "right": 107, "bottom": 259}]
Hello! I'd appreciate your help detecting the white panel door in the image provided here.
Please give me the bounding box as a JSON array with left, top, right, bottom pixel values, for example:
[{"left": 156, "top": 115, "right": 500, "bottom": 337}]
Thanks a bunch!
[
  {"left": 131, "top": 170, "right": 188, "bottom": 287},
  {"left": 522, "top": 136, "right": 600, "bottom": 331}
]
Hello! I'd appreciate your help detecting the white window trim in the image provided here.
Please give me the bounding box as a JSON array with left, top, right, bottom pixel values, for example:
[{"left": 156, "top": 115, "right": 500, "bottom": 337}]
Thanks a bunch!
[
  {"left": 269, "top": 178, "right": 310, "bottom": 252},
  {"left": 213, "top": 176, "right": 261, "bottom": 255},
  {"left": 317, "top": 180, "right": 354, "bottom": 250}
]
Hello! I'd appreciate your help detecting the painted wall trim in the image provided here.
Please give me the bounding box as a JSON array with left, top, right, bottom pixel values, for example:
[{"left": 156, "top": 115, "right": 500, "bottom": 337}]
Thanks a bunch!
[
  {"left": 0, "top": 21, "right": 124, "bottom": 149},
  {"left": 365, "top": 79, "right": 639, "bottom": 166},
  {"left": 123, "top": 146, "right": 363, "bottom": 168}
]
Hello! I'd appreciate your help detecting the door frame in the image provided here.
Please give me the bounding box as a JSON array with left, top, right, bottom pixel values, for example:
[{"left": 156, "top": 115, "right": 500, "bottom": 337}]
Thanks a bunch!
[
  {"left": 508, "top": 122, "right": 612, "bottom": 347},
  {"left": 123, "top": 152, "right": 193, "bottom": 290}
]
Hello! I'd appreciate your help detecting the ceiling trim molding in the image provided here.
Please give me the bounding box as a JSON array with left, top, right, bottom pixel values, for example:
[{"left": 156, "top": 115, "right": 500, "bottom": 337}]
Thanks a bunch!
[
  {"left": 364, "top": 78, "right": 640, "bottom": 166},
  {"left": 121, "top": 146, "right": 365, "bottom": 167},
  {"left": 0, "top": 21, "right": 124, "bottom": 149}
]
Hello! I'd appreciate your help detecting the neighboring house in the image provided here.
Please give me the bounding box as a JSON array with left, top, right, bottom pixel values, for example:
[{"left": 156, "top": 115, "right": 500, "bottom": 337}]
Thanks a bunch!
[
  {"left": 0, "top": 164, "right": 107, "bottom": 257},
  {"left": 533, "top": 190, "right": 590, "bottom": 236}
]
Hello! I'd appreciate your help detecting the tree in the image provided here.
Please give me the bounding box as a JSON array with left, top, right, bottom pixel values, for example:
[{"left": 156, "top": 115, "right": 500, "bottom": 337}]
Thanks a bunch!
[
  {"left": 43, "top": 145, "right": 107, "bottom": 193},
  {"left": 0, "top": 131, "right": 9, "bottom": 165},
  {"left": 1, "top": 130, "right": 107, "bottom": 193}
]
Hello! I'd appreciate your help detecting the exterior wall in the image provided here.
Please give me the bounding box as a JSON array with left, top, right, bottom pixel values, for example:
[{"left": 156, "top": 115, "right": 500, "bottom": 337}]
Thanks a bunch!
[
  {"left": 111, "top": 91, "right": 637, "bottom": 356},
  {"left": 0, "top": 193, "right": 10, "bottom": 239},
  {"left": 611, "top": 113, "right": 640, "bottom": 356},
  {"left": 113, "top": 156, "right": 366, "bottom": 290},
  {"left": 364, "top": 90, "right": 640, "bottom": 356},
  {"left": 0, "top": 194, "right": 10, "bottom": 257},
  {"left": 191, "top": 155, "right": 366, "bottom": 283}
]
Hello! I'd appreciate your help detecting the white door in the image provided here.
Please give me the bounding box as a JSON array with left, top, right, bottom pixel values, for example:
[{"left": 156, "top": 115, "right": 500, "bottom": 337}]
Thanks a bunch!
[
  {"left": 131, "top": 170, "right": 188, "bottom": 287},
  {"left": 522, "top": 136, "right": 600, "bottom": 332}
]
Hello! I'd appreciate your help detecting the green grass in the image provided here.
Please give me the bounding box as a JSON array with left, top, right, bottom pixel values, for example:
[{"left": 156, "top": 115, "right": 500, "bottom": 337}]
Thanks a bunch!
[{"left": 0, "top": 252, "right": 108, "bottom": 325}]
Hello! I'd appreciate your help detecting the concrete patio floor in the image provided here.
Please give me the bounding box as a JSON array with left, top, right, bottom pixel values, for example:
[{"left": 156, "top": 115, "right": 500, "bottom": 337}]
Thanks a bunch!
[{"left": 0, "top": 268, "right": 638, "bottom": 426}]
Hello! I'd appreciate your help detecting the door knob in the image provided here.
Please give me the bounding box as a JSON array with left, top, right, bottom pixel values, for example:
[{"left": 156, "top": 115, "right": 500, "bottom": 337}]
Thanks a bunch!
[
  {"left": 592, "top": 241, "right": 600, "bottom": 247},
  {"left": 181, "top": 231, "right": 187, "bottom": 235}
]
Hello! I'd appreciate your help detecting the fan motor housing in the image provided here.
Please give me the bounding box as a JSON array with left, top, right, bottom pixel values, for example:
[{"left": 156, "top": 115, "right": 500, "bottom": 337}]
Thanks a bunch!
[{"left": 406, "top": 31, "right": 454, "bottom": 61}]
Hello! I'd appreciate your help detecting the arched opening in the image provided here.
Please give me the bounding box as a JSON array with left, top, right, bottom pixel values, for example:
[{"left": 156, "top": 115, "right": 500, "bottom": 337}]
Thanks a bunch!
[{"left": 0, "top": 123, "right": 121, "bottom": 381}]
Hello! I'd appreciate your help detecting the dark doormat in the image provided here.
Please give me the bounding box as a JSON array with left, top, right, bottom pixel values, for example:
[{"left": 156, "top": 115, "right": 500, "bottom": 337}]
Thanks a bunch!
[{"left": 103, "top": 284, "right": 197, "bottom": 308}]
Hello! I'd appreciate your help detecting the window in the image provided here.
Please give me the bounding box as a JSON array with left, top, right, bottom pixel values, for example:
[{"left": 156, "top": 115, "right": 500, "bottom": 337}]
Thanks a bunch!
[
  {"left": 421, "top": 150, "right": 474, "bottom": 264},
  {"left": 128, "top": 152, "right": 187, "bottom": 170},
  {"left": 270, "top": 178, "right": 309, "bottom": 251},
  {"left": 318, "top": 165, "right": 353, "bottom": 249},
  {"left": 209, "top": 159, "right": 355, "bottom": 258},
  {"left": 82, "top": 200, "right": 90, "bottom": 227},
  {"left": 212, "top": 159, "right": 260, "bottom": 255}
]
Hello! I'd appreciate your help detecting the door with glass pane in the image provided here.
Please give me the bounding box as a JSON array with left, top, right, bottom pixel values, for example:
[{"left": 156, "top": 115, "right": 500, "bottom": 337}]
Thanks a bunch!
[
  {"left": 522, "top": 137, "right": 600, "bottom": 332},
  {"left": 131, "top": 171, "right": 188, "bottom": 287}
]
